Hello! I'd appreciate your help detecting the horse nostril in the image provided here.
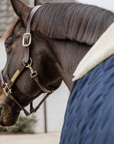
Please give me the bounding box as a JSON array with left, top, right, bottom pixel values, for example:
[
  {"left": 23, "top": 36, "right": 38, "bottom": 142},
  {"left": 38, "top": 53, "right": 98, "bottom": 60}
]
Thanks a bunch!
[{"left": 0, "top": 106, "right": 4, "bottom": 115}]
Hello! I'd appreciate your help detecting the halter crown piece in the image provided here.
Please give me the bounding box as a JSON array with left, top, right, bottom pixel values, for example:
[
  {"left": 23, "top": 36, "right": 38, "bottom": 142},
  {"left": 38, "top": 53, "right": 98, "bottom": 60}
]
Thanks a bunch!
[{"left": 0, "top": 6, "right": 54, "bottom": 117}]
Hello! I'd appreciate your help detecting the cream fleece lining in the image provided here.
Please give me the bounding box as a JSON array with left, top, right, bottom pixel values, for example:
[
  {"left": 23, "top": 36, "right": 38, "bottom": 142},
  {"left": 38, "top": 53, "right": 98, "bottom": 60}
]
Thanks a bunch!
[{"left": 73, "top": 23, "right": 114, "bottom": 81}]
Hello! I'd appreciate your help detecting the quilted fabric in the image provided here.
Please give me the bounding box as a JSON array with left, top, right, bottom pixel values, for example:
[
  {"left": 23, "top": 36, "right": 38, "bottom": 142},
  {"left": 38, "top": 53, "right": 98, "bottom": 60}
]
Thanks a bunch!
[{"left": 60, "top": 55, "right": 114, "bottom": 144}]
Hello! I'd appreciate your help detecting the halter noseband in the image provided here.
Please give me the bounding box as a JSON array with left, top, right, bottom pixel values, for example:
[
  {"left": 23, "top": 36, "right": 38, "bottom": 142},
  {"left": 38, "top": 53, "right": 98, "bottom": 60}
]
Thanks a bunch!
[{"left": 0, "top": 6, "right": 54, "bottom": 117}]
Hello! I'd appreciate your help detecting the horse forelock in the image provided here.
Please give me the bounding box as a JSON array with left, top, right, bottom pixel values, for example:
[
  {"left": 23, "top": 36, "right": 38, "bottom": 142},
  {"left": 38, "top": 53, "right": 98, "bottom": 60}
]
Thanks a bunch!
[{"left": 32, "top": 3, "right": 114, "bottom": 45}]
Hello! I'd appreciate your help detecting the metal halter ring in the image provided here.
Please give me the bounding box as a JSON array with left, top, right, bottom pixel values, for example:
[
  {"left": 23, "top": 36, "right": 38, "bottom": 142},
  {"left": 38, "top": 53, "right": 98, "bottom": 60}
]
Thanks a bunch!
[
  {"left": 24, "top": 57, "right": 32, "bottom": 68},
  {"left": 22, "top": 57, "right": 32, "bottom": 67}
]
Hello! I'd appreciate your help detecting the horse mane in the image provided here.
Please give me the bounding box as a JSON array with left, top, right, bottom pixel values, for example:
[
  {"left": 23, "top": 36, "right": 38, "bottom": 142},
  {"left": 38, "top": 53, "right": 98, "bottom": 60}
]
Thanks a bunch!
[
  {"left": 1, "top": 3, "right": 114, "bottom": 45},
  {"left": 32, "top": 3, "right": 114, "bottom": 45}
]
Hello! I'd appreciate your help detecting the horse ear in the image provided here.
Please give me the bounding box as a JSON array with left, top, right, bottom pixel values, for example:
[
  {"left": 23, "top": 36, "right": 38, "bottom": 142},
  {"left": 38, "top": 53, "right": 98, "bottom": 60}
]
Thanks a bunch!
[
  {"left": 10, "top": 0, "right": 31, "bottom": 24},
  {"left": 34, "top": 0, "right": 44, "bottom": 6}
]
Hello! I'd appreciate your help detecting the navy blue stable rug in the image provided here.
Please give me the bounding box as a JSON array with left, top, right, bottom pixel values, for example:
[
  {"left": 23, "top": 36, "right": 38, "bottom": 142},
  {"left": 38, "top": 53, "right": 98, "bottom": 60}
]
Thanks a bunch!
[
  {"left": 60, "top": 55, "right": 114, "bottom": 144},
  {"left": 60, "top": 23, "right": 114, "bottom": 144}
]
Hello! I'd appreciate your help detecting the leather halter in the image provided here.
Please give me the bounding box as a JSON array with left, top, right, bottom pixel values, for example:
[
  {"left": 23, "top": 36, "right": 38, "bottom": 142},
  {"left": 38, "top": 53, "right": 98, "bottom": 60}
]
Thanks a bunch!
[{"left": 0, "top": 6, "right": 54, "bottom": 117}]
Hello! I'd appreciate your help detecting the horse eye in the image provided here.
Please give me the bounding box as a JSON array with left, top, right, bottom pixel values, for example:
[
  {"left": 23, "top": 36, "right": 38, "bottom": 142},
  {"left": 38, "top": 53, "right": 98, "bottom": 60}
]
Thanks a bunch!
[
  {"left": 5, "top": 42, "right": 12, "bottom": 53},
  {"left": 4, "top": 36, "right": 13, "bottom": 53},
  {"left": 5, "top": 44, "right": 9, "bottom": 49}
]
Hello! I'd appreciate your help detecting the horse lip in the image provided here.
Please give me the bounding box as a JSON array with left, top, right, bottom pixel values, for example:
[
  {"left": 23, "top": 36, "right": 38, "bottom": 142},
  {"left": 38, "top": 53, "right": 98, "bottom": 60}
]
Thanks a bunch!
[{"left": 0, "top": 115, "right": 4, "bottom": 126}]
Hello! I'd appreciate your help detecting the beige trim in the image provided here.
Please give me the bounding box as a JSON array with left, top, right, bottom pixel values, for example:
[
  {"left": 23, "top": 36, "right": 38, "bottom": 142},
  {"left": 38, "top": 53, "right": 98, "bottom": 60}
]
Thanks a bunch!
[{"left": 73, "top": 23, "right": 114, "bottom": 81}]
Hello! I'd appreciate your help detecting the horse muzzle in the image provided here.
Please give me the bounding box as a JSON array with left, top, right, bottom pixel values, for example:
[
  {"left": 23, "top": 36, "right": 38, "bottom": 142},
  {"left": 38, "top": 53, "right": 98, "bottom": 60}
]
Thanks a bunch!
[{"left": 0, "top": 100, "right": 20, "bottom": 126}]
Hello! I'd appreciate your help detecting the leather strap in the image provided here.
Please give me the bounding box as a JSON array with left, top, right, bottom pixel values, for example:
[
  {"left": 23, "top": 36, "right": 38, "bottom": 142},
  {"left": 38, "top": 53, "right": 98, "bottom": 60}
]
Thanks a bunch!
[
  {"left": 2, "top": 63, "right": 25, "bottom": 90},
  {"left": 8, "top": 94, "right": 30, "bottom": 116},
  {"left": 33, "top": 75, "right": 52, "bottom": 93},
  {"left": 30, "top": 93, "right": 51, "bottom": 114},
  {"left": 23, "top": 5, "right": 41, "bottom": 63}
]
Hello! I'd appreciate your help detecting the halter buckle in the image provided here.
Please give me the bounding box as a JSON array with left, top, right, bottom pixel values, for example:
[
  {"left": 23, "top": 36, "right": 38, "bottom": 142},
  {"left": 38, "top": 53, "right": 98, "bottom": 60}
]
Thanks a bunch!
[
  {"left": 22, "top": 33, "right": 31, "bottom": 47},
  {"left": 3, "top": 83, "right": 12, "bottom": 97}
]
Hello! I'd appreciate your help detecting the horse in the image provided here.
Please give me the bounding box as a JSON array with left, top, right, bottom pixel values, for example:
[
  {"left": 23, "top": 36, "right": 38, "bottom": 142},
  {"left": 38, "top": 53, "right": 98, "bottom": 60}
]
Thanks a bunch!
[{"left": 0, "top": 0, "right": 114, "bottom": 143}]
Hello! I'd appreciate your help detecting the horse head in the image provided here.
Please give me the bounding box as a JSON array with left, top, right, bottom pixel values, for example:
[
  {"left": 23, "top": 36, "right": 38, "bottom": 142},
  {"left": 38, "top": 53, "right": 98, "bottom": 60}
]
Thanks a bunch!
[{"left": 0, "top": 0, "right": 62, "bottom": 126}]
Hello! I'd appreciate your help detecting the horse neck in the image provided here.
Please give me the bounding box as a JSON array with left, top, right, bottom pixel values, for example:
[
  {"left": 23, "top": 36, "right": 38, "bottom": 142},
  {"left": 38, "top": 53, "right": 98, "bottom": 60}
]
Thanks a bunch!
[{"left": 49, "top": 39, "right": 90, "bottom": 91}]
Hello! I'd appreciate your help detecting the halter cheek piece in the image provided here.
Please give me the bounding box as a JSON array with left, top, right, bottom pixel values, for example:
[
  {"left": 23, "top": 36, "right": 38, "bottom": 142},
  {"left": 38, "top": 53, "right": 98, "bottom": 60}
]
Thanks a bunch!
[{"left": 0, "top": 6, "right": 54, "bottom": 117}]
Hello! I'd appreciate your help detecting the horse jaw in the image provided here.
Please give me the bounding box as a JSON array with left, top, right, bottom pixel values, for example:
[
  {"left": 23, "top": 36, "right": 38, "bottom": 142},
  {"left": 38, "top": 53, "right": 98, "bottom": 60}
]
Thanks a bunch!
[{"left": 34, "top": 0, "right": 44, "bottom": 5}]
